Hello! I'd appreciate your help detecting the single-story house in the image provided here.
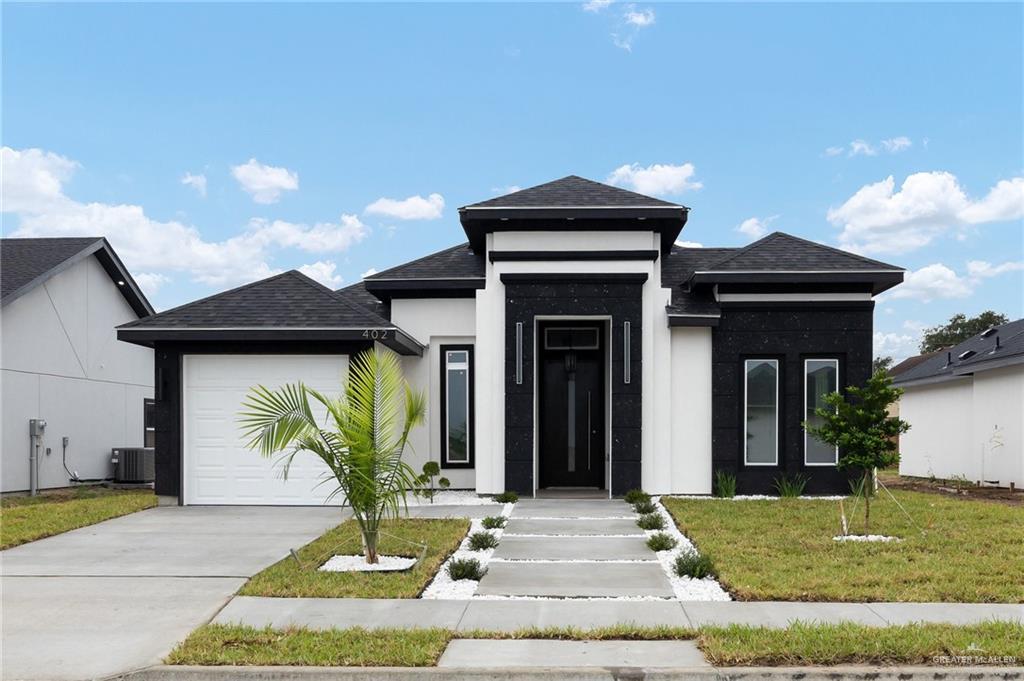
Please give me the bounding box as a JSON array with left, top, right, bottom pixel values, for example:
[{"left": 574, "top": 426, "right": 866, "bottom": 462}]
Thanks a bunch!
[
  {"left": 1, "top": 237, "right": 155, "bottom": 493},
  {"left": 117, "top": 176, "right": 904, "bottom": 503},
  {"left": 893, "top": 318, "right": 1024, "bottom": 488}
]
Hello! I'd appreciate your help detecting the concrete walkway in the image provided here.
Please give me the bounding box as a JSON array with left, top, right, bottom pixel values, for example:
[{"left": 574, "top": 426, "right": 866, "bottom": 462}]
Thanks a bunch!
[
  {"left": 1, "top": 505, "right": 342, "bottom": 681},
  {"left": 215, "top": 596, "right": 1024, "bottom": 631}
]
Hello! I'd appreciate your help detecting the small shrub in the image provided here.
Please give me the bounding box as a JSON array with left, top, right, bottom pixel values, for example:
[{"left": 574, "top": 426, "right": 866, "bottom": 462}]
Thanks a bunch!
[
  {"left": 646, "top": 532, "right": 678, "bottom": 552},
  {"left": 447, "top": 557, "right": 486, "bottom": 581},
  {"left": 494, "top": 491, "right": 519, "bottom": 504},
  {"left": 713, "top": 471, "right": 737, "bottom": 498},
  {"left": 623, "top": 489, "right": 650, "bottom": 505},
  {"left": 674, "top": 551, "right": 715, "bottom": 579},
  {"left": 468, "top": 531, "right": 499, "bottom": 551},
  {"left": 438, "top": 477, "right": 451, "bottom": 490},
  {"left": 773, "top": 473, "right": 809, "bottom": 498},
  {"left": 636, "top": 512, "right": 665, "bottom": 530},
  {"left": 633, "top": 498, "right": 657, "bottom": 514},
  {"left": 481, "top": 516, "right": 507, "bottom": 530}
]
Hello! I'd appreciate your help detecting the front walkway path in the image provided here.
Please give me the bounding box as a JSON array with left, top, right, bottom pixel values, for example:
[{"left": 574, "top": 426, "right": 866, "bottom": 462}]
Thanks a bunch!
[{"left": 475, "top": 498, "right": 674, "bottom": 598}]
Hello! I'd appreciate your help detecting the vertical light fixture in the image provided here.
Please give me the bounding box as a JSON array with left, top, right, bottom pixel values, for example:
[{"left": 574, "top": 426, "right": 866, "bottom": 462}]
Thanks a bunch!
[
  {"left": 515, "top": 322, "right": 523, "bottom": 385},
  {"left": 623, "top": 321, "right": 631, "bottom": 384}
]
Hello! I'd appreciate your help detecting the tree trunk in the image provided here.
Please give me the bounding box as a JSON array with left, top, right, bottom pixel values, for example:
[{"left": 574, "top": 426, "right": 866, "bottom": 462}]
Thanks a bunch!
[
  {"left": 363, "top": 529, "right": 380, "bottom": 564},
  {"left": 863, "top": 469, "right": 872, "bottom": 534}
]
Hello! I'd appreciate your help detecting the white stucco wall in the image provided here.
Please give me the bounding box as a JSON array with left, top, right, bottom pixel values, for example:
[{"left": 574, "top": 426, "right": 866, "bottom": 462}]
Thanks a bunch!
[
  {"left": 898, "top": 378, "right": 977, "bottom": 482},
  {"left": 1, "top": 255, "right": 154, "bottom": 492},
  {"left": 969, "top": 365, "right": 1023, "bottom": 488},
  {"left": 391, "top": 298, "right": 477, "bottom": 489},
  {"left": 670, "top": 327, "right": 713, "bottom": 494}
]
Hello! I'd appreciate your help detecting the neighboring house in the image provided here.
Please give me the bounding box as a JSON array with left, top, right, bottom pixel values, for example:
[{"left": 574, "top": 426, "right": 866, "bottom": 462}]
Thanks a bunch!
[
  {"left": 893, "top": 318, "right": 1024, "bottom": 489},
  {"left": 118, "top": 176, "right": 904, "bottom": 504},
  {"left": 1, "top": 238, "right": 155, "bottom": 493}
]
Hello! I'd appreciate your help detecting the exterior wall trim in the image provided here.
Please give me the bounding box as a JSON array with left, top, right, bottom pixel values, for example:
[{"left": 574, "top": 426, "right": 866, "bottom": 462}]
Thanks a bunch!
[{"left": 489, "top": 250, "right": 659, "bottom": 263}]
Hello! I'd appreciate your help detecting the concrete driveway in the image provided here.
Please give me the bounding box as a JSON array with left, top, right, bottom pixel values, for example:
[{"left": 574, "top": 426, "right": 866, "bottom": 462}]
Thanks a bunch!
[{"left": 1, "top": 505, "right": 342, "bottom": 681}]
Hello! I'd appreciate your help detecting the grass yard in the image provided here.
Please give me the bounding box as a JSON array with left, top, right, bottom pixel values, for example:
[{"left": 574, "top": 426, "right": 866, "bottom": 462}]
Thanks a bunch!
[
  {"left": 240, "top": 517, "right": 469, "bottom": 598},
  {"left": 662, "top": 490, "right": 1024, "bottom": 602},
  {"left": 168, "top": 621, "right": 1024, "bottom": 667},
  {"left": 0, "top": 487, "right": 156, "bottom": 549}
]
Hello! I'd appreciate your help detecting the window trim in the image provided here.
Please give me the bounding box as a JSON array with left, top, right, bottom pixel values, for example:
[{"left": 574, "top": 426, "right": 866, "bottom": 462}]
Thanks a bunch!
[
  {"left": 803, "top": 358, "right": 840, "bottom": 467},
  {"left": 439, "top": 344, "right": 474, "bottom": 469},
  {"left": 143, "top": 398, "right": 156, "bottom": 448},
  {"left": 743, "top": 358, "right": 779, "bottom": 467}
]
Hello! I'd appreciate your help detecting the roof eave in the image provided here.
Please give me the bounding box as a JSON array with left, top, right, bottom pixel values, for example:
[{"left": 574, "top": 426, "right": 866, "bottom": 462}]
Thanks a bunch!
[
  {"left": 116, "top": 326, "right": 424, "bottom": 356},
  {"left": 690, "top": 270, "right": 904, "bottom": 294}
]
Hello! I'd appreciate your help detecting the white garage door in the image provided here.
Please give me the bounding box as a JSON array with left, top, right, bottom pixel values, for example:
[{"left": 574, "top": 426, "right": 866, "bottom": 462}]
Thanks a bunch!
[{"left": 184, "top": 354, "right": 347, "bottom": 505}]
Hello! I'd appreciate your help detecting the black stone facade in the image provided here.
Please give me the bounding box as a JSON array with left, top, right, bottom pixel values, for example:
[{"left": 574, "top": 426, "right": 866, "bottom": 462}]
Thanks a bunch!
[
  {"left": 502, "top": 274, "right": 646, "bottom": 496},
  {"left": 711, "top": 302, "right": 873, "bottom": 495}
]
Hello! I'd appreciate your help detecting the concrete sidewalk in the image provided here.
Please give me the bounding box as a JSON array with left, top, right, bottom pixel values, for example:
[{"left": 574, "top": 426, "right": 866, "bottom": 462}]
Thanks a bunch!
[{"left": 215, "top": 596, "right": 1024, "bottom": 631}]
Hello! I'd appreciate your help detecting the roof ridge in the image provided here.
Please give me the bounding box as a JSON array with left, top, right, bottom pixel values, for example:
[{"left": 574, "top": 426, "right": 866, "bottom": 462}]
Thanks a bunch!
[
  {"left": 287, "top": 270, "right": 394, "bottom": 327},
  {"left": 463, "top": 175, "right": 683, "bottom": 209},
  {"left": 365, "top": 242, "right": 477, "bottom": 279},
  {"left": 704, "top": 231, "right": 903, "bottom": 271}
]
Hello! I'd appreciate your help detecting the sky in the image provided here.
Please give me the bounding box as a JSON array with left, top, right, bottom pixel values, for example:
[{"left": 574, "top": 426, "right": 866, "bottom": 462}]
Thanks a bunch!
[{"left": 2, "top": 2, "right": 1022, "bottom": 361}]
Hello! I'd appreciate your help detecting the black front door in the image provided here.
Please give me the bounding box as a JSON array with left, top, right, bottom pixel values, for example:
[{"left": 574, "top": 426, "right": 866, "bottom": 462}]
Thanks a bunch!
[{"left": 538, "top": 323, "right": 605, "bottom": 489}]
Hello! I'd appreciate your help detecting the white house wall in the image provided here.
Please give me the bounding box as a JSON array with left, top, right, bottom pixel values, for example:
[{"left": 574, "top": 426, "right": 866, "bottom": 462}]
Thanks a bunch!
[
  {"left": 390, "top": 298, "right": 476, "bottom": 489},
  {"left": 1, "top": 255, "right": 154, "bottom": 492},
  {"left": 670, "top": 327, "right": 713, "bottom": 493},
  {"left": 969, "top": 365, "right": 1023, "bottom": 488},
  {"left": 898, "top": 379, "right": 976, "bottom": 482}
]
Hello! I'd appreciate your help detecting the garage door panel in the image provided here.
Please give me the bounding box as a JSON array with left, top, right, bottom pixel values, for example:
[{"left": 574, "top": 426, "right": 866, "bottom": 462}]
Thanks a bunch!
[{"left": 184, "top": 355, "right": 348, "bottom": 506}]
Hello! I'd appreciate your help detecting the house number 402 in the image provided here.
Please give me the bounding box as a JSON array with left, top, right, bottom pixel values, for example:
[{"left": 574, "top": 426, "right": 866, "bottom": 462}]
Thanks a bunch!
[{"left": 362, "top": 330, "right": 389, "bottom": 339}]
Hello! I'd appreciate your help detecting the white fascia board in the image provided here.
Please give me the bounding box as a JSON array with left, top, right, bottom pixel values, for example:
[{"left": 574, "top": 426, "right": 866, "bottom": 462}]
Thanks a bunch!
[{"left": 717, "top": 292, "right": 873, "bottom": 302}]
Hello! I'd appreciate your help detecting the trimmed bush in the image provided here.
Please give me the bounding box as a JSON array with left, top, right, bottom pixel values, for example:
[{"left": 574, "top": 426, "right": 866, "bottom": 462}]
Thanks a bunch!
[
  {"left": 646, "top": 532, "right": 678, "bottom": 552},
  {"left": 773, "top": 473, "right": 809, "bottom": 498},
  {"left": 447, "top": 557, "right": 486, "bottom": 581},
  {"left": 636, "top": 512, "right": 665, "bottom": 530},
  {"left": 494, "top": 491, "right": 519, "bottom": 504},
  {"left": 713, "top": 471, "right": 737, "bottom": 498},
  {"left": 481, "top": 516, "right": 507, "bottom": 530},
  {"left": 623, "top": 489, "right": 650, "bottom": 505},
  {"left": 468, "top": 531, "right": 499, "bottom": 551},
  {"left": 674, "top": 551, "right": 715, "bottom": 579},
  {"left": 633, "top": 498, "right": 657, "bottom": 514}
]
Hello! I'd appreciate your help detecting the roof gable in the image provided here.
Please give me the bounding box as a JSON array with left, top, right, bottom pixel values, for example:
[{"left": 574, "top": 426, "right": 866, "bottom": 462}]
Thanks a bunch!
[{"left": 465, "top": 175, "right": 682, "bottom": 209}]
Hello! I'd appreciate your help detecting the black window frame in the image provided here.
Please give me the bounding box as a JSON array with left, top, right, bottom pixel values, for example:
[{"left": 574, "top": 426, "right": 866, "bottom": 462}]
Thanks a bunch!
[
  {"left": 439, "top": 344, "right": 474, "bottom": 469},
  {"left": 143, "top": 398, "right": 156, "bottom": 448}
]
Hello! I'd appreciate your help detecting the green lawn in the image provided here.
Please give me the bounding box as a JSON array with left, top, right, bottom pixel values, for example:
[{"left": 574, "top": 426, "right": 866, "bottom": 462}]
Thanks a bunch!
[
  {"left": 240, "top": 517, "right": 469, "bottom": 599},
  {"left": 0, "top": 487, "right": 157, "bottom": 550},
  {"left": 168, "top": 622, "right": 1024, "bottom": 667},
  {"left": 661, "top": 490, "right": 1024, "bottom": 602}
]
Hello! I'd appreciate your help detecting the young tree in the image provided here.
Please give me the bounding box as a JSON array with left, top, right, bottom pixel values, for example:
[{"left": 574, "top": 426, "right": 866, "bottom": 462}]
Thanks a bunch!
[
  {"left": 803, "top": 370, "right": 910, "bottom": 533},
  {"left": 239, "top": 349, "right": 426, "bottom": 563},
  {"left": 920, "top": 311, "right": 1007, "bottom": 353},
  {"left": 872, "top": 356, "right": 894, "bottom": 374}
]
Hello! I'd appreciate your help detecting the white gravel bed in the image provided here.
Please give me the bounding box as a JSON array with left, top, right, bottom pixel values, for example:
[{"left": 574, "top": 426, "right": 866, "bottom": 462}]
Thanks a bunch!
[
  {"left": 510, "top": 515, "right": 637, "bottom": 520},
  {"left": 668, "top": 494, "right": 846, "bottom": 501},
  {"left": 405, "top": 490, "right": 503, "bottom": 506},
  {"left": 501, "top": 532, "right": 645, "bottom": 538},
  {"left": 470, "top": 594, "right": 676, "bottom": 601},
  {"left": 421, "top": 504, "right": 513, "bottom": 599},
  {"left": 649, "top": 497, "right": 731, "bottom": 601},
  {"left": 319, "top": 555, "right": 417, "bottom": 572},
  {"left": 487, "top": 558, "right": 658, "bottom": 564},
  {"left": 833, "top": 534, "right": 901, "bottom": 542}
]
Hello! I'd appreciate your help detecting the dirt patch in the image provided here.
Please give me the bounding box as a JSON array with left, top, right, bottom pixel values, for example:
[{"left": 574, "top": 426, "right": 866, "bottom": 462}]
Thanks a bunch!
[{"left": 879, "top": 472, "right": 1023, "bottom": 507}]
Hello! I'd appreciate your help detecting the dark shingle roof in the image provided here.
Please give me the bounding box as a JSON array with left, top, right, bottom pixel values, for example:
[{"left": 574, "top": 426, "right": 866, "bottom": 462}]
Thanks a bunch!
[
  {"left": 120, "top": 270, "right": 392, "bottom": 329},
  {"left": 335, "top": 281, "right": 389, "bottom": 318},
  {"left": 702, "top": 232, "right": 902, "bottom": 272},
  {"left": 661, "top": 245, "right": 736, "bottom": 288},
  {"left": 465, "top": 175, "right": 682, "bottom": 209},
  {"left": 888, "top": 351, "right": 942, "bottom": 378},
  {"left": 666, "top": 290, "right": 720, "bottom": 317},
  {"left": 893, "top": 318, "right": 1024, "bottom": 385},
  {"left": 1, "top": 237, "right": 153, "bottom": 316},
  {"left": 365, "top": 243, "right": 484, "bottom": 280}
]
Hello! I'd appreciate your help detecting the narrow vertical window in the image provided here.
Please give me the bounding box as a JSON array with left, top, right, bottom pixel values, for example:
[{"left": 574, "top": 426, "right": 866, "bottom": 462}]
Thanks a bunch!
[
  {"left": 623, "top": 321, "right": 631, "bottom": 384},
  {"left": 441, "top": 346, "right": 473, "bottom": 468},
  {"left": 515, "top": 322, "right": 523, "bottom": 385},
  {"left": 143, "top": 398, "right": 156, "bottom": 448},
  {"left": 805, "top": 359, "right": 839, "bottom": 465},
  {"left": 744, "top": 359, "right": 778, "bottom": 465}
]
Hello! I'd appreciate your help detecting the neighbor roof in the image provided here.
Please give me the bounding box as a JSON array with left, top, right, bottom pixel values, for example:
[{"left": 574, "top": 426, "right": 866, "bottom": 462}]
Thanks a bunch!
[
  {"left": 1, "top": 237, "right": 153, "bottom": 317},
  {"left": 118, "top": 270, "right": 421, "bottom": 355},
  {"left": 465, "top": 175, "right": 683, "bottom": 209},
  {"left": 893, "top": 318, "right": 1024, "bottom": 386}
]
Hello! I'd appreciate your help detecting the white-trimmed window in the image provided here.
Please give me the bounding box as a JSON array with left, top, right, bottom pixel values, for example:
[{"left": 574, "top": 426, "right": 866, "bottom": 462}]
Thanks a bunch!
[
  {"left": 804, "top": 359, "right": 839, "bottom": 466},
  {"left": 441, "top": 346, "right": 473, "bottom": 468},
  {"left": 744, "top": 359, "right": 779, "bottom": 466}
]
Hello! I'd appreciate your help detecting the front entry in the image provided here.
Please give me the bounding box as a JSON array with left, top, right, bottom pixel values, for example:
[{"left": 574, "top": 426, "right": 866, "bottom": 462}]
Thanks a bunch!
[{"left": 538, "top": 322, "right": 606, "bottom": 489}]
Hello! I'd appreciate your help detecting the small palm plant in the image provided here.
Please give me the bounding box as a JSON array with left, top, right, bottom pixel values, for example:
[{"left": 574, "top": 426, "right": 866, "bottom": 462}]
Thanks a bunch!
[{"left": 239, "top": 349, "right": 426, "bottom": 564}]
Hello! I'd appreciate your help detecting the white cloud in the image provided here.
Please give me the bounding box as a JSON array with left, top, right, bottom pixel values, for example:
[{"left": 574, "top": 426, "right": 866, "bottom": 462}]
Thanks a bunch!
[
  {"left": 365, "top": 193, "right": 444, "bottom": 220},
  {"left": 881, "top": 136, "right": 912, "bottom": 153},
  {"left": 884, "top": 263, "right": 973, "bottom": 302},
  {"left": 583, "top": 0, "right": 612, "bottom": 11},
  {"left": 298, "top": 261, "right": 343, "bottom": 288},
  {"left": 966, "top": 259, "right": 1024, "bottom": 278},
  {"left": 606, "top": 162, "right": 701, "bottom": 196},
  {"left": 133, "top": 272, "right": 170, "bottom": 296},
  {"left": 848, "top": 139, "right": 877, "bottom": 157},
  {"left": 828, "top": 172, "right": 1024, "bottom": 255},
  {"left": 675, "top": 240, "right": 703, "bottom": 248},
  {"left": 736, "top": 215, "right": 778, "bottom": 240},
  {"left": 1, "top": 146, "right": 364, "bottom": 290},
  {"left": 623, "top": 7, "right": 655, "bottom": 26},
  {"left": 491, "top": 184, "right": 522, "bottom": 195},
  {"left": 180, "top": 172, "right": 207, "bottom": 197},
  {"left": 230, "top": 158, "right": 299, "bottom": 204},
  {"left": 873, "top": 330, "right": 922, "bottom": 362},
  {"left": 824, "top": 146, "right": 844, "bottom": 157},
  {"left": 361, "top": 267, "right": 379, "bottom": 279}
]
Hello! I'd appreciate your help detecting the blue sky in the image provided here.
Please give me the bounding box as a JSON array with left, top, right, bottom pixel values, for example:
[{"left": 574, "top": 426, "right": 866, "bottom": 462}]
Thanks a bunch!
[{"left": 3, "top": 2, "right": 1022, "bottom": 360}]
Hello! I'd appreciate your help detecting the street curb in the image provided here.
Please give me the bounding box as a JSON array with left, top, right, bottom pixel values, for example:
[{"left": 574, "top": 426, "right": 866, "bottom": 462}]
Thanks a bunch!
[{"left": 115, "top": 665, "right": 1024, "bottom": 681}]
